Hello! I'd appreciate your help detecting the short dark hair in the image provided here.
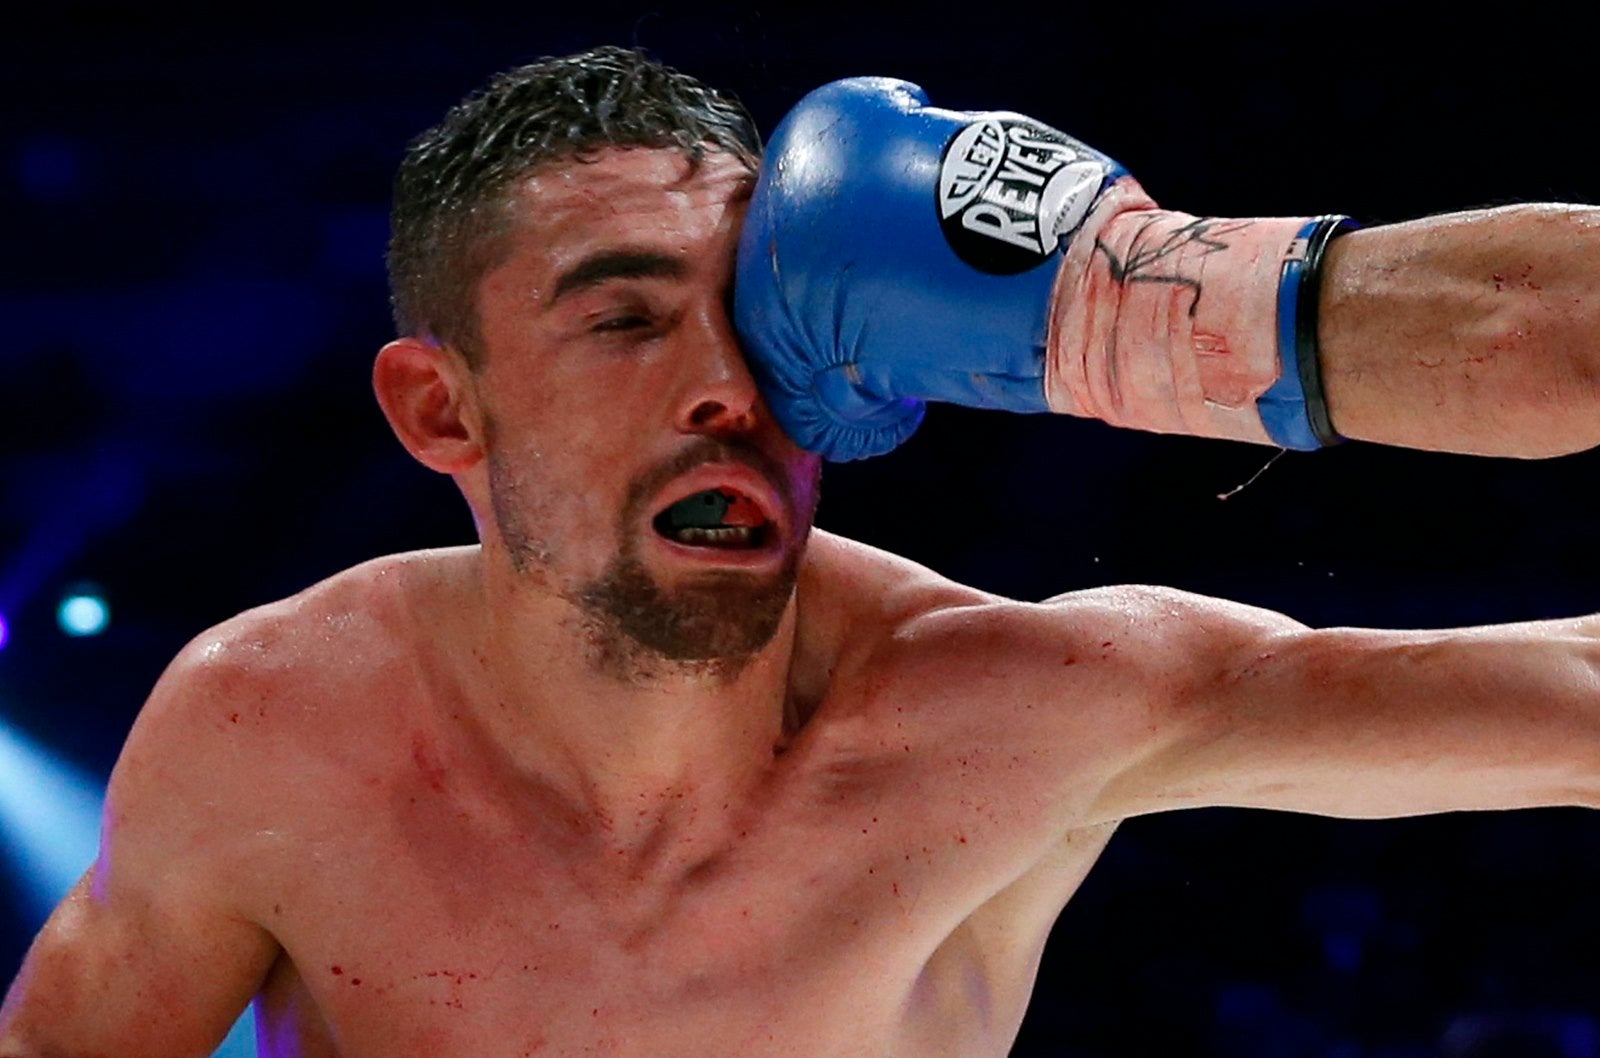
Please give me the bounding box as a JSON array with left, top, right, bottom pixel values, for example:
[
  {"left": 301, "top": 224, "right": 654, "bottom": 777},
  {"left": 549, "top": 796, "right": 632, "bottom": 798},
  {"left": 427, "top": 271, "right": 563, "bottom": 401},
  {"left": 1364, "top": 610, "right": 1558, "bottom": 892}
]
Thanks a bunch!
[{"left": 386, "top": 46, "right": 761, "bottom": 369}]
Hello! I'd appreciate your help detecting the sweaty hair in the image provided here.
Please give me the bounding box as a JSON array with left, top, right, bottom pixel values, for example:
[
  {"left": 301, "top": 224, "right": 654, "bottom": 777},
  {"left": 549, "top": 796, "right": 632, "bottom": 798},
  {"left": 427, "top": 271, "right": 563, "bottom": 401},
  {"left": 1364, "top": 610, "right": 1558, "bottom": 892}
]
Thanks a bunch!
[{"left": 386, "top": 46, "right": 761, "bottom": 369}]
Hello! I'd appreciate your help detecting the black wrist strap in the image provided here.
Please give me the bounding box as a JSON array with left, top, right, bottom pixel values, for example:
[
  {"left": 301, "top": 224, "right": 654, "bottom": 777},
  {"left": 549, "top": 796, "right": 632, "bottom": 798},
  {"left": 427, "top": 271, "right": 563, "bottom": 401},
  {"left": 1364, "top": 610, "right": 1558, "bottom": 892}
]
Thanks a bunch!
[{"left": 1296, "top": 215, "right": 1360, "bottom": 448}]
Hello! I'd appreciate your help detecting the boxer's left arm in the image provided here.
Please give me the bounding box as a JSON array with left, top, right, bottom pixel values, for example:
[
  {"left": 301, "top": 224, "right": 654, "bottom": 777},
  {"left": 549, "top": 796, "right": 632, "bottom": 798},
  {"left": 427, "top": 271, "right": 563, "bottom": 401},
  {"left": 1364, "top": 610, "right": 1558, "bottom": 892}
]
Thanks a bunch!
[
  {"left": 894, "top": 587, "right": 1600, "bottom": 826},
  {"left": 1319, "top": 205, "right": 1600, "bottom": 458},
  {"left": 1081, "top": 588, "right": 1600, "bottom": 821}
]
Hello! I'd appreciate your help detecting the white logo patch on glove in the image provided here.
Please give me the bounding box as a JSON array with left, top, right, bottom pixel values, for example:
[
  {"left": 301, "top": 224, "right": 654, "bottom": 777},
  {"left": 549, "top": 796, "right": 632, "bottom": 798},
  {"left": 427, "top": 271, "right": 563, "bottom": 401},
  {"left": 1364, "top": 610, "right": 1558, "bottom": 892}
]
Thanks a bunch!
[{"left": 937, "top": 116, "right": 1109, "bottom": 274}]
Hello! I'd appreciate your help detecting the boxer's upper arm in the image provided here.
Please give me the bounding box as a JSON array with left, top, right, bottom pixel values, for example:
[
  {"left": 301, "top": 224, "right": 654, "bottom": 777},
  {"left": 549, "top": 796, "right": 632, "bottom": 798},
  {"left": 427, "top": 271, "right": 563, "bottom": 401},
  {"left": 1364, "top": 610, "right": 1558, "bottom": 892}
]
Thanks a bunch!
[
  {"left": 889, "top": 585, "right": 1600, "bottom": 828},
  {"left": 0, "top": 640, "right": 280, "bottom": 1058},
  {"left": 1062, "top": 586, "right": 1600, "bottom": 823}
]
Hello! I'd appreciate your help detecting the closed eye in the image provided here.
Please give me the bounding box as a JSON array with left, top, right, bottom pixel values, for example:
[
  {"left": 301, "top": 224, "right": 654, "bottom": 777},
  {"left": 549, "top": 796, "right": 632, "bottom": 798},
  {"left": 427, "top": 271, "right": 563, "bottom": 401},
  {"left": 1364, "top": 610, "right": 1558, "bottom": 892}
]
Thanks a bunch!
[{"left": 592, "top": 314, "right": 654, "bottom": 333}]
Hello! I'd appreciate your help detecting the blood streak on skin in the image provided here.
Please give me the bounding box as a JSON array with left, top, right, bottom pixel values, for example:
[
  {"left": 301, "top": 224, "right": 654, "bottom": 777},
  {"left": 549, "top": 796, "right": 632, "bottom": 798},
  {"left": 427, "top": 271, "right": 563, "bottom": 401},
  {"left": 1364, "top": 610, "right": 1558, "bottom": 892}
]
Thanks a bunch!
[{"left": 410, "top": 734, "right": 448, "bottom": 794}]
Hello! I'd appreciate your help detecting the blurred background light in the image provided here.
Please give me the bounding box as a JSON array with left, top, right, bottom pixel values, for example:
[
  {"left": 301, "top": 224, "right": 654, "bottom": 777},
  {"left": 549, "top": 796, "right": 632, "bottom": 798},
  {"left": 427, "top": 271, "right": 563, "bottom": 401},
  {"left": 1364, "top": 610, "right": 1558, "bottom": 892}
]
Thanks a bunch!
[
  {"left": 0, "top": 713, "right": 254, "bottom": 1055},
  {"left": 0, "top": 715, "right": 103, "bottom": 918},
  {"left": 56, "top": 590, "right": 109, "bottom": 638}
]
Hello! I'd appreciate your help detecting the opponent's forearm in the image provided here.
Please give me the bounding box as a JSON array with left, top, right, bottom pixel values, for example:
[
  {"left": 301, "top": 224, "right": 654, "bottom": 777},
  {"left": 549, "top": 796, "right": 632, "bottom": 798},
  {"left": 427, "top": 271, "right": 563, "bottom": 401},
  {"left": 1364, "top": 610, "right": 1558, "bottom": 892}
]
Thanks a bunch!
[{"left": 1319, "top": 204, "right": 1600, "bottom": 458}]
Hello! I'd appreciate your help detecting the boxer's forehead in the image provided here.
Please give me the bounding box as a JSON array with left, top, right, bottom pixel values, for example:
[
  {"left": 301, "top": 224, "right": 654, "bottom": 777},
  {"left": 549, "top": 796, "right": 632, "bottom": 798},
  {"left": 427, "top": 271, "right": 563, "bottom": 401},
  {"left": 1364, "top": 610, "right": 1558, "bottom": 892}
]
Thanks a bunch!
[{"left": 498, "top": 147, "right": 754, "bottom": 297}]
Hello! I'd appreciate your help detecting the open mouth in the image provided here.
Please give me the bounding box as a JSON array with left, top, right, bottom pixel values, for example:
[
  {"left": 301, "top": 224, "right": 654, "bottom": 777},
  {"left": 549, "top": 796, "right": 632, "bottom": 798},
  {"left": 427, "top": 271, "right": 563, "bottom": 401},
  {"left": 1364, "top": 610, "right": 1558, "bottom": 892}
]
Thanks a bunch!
[{"left": 651, "top": 487, "right": 774, "bottom": 551}]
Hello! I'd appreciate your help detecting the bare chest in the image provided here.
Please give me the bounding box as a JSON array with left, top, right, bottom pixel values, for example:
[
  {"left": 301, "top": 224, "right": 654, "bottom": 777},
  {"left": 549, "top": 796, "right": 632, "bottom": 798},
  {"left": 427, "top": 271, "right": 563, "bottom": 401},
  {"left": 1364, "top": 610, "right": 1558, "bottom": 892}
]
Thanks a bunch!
[{"left": 246, "top": 749, "right": 1044, "bottom": 1058}]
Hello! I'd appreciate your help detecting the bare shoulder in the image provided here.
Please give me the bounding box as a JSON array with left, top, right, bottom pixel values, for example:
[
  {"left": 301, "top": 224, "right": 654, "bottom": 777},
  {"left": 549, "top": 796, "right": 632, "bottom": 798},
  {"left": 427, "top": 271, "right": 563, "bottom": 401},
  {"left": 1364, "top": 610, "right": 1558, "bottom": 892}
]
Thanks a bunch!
[
  {"left": 137, "top": 548, "right": 464, "bottom": 726},
  {"left": 886, "top": 577, "right": 1296, "bottom": 677},
  {"left": 114, "top": 547, "right": 475, "bottom": 828},
  {"left": 0, "top": 552, "right": 467, "bottom": 1055},
  {"left": 798, "top": 540, "right": 1301, "bottom": 790},
  {"left": 790, "top": 531, "right": 987, "bottom": 703},
  {"left": 799, "top": 529, "right": 993, "bottom": 632},
  {"left": 801, "top": 531, "right": 1246, "bottom": 692}
]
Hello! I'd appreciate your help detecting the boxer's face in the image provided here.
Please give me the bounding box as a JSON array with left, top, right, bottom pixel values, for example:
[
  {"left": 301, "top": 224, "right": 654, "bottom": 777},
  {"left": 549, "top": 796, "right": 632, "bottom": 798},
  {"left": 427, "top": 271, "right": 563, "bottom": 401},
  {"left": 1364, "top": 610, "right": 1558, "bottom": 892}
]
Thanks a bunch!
[{"left": 470, "top": 146, "right": 820, "bottom": 673}]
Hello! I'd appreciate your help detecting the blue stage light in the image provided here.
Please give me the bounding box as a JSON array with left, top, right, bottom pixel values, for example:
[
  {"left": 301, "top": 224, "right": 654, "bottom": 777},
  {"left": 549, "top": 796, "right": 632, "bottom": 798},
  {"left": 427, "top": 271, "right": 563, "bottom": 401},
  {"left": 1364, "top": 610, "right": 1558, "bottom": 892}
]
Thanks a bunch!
[
  {"left": 0, "top": 613, "right": 8, "bottom": 650},
  {"left": 0, "top": 714, "right": 256, "bottom": 1055},
  {"left": 57, "top": 592, "right": 109, "bottom": 637},
  {"left": 0, "top": 717, "right": 104, "bottom": 918}
]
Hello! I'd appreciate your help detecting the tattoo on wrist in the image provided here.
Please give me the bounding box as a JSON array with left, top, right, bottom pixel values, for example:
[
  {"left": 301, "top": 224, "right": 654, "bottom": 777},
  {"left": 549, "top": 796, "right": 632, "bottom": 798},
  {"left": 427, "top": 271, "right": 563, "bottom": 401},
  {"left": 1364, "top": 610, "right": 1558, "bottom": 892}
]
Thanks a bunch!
[{"left": 1094, "top": 216, "right": 1251, "bottom": 316}]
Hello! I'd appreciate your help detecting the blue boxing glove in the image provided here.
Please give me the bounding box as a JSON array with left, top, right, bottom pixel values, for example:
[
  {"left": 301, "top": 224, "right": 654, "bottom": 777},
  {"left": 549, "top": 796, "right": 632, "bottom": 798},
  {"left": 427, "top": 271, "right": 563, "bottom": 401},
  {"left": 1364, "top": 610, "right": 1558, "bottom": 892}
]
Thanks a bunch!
[{"left": 734, "top": 78, "right": 1354, "bottom": 461}]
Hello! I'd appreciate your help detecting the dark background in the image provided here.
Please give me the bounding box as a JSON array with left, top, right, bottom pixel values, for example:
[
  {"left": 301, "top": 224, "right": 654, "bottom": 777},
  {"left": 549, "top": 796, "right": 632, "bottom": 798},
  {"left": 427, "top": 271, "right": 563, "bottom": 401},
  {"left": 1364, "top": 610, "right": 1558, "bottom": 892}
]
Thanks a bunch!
[{"left": 4, "top": 3, "right": 1598, "bottom": 1055}]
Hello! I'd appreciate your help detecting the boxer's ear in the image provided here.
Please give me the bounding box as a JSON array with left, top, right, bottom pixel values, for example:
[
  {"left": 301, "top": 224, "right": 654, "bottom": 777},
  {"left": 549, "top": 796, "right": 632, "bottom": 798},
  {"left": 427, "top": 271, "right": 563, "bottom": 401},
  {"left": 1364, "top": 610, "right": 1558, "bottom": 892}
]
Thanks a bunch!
[{"left": 373, "top": 336, "right": 484, "bottom": 474}]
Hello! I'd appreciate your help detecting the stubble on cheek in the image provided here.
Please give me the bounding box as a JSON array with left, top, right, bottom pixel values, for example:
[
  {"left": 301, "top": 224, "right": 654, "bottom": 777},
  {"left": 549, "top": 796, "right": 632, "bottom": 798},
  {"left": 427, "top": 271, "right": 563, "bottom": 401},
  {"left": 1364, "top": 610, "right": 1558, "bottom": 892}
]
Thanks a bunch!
[{"left": 485, "top": 442, "right": 556, "bottom": 575}]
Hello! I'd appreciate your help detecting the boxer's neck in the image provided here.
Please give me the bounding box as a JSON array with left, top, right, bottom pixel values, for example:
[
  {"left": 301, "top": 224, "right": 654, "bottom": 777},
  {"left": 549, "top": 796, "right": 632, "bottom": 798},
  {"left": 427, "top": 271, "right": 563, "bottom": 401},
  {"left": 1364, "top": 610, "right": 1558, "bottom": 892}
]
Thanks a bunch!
[{"left": 439, "top": 544, "right": 799, "bottom": 852}]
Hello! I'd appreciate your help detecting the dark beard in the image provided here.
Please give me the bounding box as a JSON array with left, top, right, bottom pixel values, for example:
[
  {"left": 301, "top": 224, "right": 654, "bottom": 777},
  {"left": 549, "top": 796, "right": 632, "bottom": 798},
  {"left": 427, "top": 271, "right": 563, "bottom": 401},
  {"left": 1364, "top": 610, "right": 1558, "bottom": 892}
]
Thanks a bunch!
[
  {"left": 548, "top": 437, "right": 817, "bottom": 680},
  {"left": 574, "top": 546, "right": 802, "bottom": 680}
]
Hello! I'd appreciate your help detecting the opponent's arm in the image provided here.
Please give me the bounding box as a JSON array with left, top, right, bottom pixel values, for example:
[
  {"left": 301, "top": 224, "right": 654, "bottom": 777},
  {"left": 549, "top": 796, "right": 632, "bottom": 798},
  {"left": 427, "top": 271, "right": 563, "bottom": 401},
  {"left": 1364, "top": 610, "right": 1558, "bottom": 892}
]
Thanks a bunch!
[
  {"left": 0, "top": 643, "right": 280, "bottom": 1058},
  {"left": 1320, "top": 205, "right": 1600, "bottom": 457},
  {"left": 735, "top": 80, "right": 1600, "bottom": 461},
  {"left": 1040, "top": 586, "right": 1600, "bottom": 824}
]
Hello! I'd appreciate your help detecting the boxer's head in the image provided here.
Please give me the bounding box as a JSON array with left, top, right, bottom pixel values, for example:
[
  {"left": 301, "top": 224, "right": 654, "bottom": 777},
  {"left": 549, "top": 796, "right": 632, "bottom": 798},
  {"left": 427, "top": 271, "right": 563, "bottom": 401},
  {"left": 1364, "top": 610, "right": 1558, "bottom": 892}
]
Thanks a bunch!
[
  {"left": 387, "top": 45, "right": 760, "bottom": 369},
  {"left": 377, "top": 49, "right": 818, "bottom": 680}
]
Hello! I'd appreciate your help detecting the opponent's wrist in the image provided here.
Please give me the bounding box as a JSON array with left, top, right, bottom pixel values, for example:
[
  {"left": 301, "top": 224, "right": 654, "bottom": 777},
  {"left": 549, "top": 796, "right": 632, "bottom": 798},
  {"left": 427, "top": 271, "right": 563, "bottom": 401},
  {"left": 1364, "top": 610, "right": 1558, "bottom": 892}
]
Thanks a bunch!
[
  {"left": 1262, "top": 215, "right": 1358, "bottom": 449},
  {"left": 1043, "top": 189, "right": 1356, "bottom": 449}
]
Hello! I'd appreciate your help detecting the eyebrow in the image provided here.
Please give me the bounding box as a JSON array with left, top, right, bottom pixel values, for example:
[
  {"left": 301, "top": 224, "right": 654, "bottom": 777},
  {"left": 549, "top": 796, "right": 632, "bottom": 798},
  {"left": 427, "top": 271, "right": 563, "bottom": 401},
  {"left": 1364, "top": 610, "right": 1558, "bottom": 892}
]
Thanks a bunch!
[{"left": 549, "top": 249, "right": 688, "bottom": 304}]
